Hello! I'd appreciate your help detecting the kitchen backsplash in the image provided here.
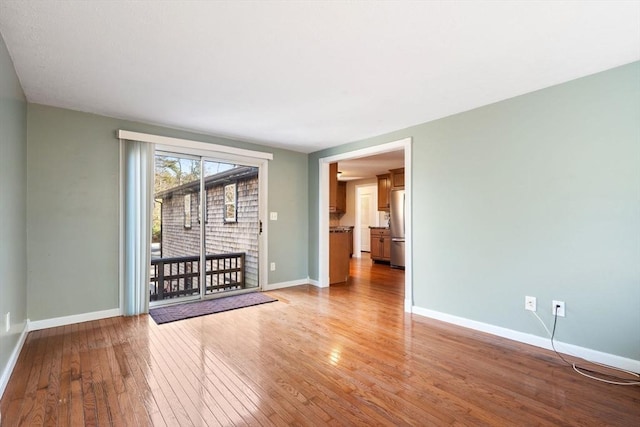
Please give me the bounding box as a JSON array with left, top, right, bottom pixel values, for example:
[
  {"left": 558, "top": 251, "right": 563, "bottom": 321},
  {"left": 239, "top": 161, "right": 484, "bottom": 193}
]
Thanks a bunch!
[
  {"left": 329, "top": 213, "right": 342, "bottom": 226},
  {"left": 331, "top": 212, "right": 389, "bottom": 227}
]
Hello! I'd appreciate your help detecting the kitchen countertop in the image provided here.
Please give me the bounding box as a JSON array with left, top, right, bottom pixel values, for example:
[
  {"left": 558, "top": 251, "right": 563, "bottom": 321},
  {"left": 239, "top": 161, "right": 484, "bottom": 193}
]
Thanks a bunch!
[
  {"left": 369, "top": 226, "right": 389, "bottom": 229},
  {"left": 329, "top": 226, "right": 354, "bottom": 233}
]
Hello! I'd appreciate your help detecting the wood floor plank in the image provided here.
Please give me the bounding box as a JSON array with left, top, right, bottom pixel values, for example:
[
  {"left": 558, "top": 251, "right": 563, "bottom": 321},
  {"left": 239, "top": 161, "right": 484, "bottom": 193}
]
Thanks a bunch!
[
  {"left": 83, "top": 321, "right": 113, "bottom": 427},
  {"left": 182, "top": 307, "right": 342, "bottom": 425},
  {"left": 102, "top": 317, "right": 154, "bottom": 426},
  {"left": 111, "top": 317, "right": 169, "bottom": 427},
  {"left": 15, "top": 329, "right": 48, "bottom": 426},
  {"left": 165, "top": 324, "right": 273, "bottom": 426},
  {"left": 27, "top": 328, "right": 56, "bottom": 426},
  {"left": 92, "top": 318, "right": 127, "bottom": 426},
  {"left": 145, "top": 322, "right": 219, "bottom": 426},
  {"left": 67, "top": 323, "right": 86, "bottom": 426},
  {"left": 43, "top": 327, "right": 64, "bottom": 426},
  {"left": 184, "top": 318, "right": 330, "bottom": 426},
  {"left": 128, "top": 318, "right": 191, "bottom": 427},
  {"left": 2, "top": 254, "right": 639, "bottom": 426}
]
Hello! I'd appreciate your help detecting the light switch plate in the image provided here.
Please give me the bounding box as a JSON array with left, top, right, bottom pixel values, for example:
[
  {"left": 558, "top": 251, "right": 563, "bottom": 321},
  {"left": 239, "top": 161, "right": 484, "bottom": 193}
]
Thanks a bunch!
[{"left": 270, "top": 212, "right": 278, "bottom": 221}]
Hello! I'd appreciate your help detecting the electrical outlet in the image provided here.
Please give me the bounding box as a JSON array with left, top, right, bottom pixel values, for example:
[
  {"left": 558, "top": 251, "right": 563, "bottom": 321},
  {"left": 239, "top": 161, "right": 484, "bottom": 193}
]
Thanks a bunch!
[
  {"left": 552, "top": 300, "right": 566, "bottom": 317},
  {"left": 5, "top": 312, "right": 9, "bottom": 332},
  {"left": 525, "top": 296, "right": 536, "bottom": 312},
  {"left": 270, "top": 212, "right": 278, "bottom": 221},
  {"left": 270, "top": 262, "right": 276, "bottom": 271}
]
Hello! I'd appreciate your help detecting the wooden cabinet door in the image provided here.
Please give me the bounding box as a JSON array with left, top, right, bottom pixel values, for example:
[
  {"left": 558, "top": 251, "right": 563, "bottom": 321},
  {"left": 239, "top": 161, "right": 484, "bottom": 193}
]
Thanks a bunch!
[
  {"left": 329, "top": 163, "right": 346, "bottom": 214},
  {"left": 382, "top": 236, "right": 391, "bottom": 260},
  {"left": 377, "top": 174, "right": 390, "bottom": 211},
  {"left": 336, "top": 181, "right": 346, "bottom": 213},
  {"left": 329, "top": 162, "right": 338, "bottom": 212},
  {"left": 370, "top": 229, "right": 391, "bottom": 262},
  {"left": 329, "top": 231, "right": 350, "bottom": 284},
  {"left": 390, "top": 168, "right": 405, "bottom": 189},
  {"left": 370, "top": 231, "right": 381, "bottom": 259}
]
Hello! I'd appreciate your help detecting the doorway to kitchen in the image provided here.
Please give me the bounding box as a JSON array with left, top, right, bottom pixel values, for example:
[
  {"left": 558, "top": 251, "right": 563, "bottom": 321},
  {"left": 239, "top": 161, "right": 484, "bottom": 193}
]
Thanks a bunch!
[{"left": 318, "top": 137, "right": 413, "bottom": 312}]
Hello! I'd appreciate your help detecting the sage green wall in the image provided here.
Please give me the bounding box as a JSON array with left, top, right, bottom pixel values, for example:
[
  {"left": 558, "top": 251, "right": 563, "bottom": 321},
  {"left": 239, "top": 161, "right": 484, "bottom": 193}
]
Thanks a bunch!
[
  {"left": 27, "top": 104, "right": 308, "bottom": 321},
  {"left": 0, "top": 33, "right": 28, "bottom": 385},
  {"left": 309, "top": 62, "right": 640, "bottom": 359}
]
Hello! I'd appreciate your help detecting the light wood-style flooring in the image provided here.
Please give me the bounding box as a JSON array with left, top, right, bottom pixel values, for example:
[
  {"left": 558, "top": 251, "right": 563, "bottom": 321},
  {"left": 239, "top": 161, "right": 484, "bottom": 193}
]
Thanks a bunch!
[{"left": 1, "top": 255, "right": 639, "bottom": 425}]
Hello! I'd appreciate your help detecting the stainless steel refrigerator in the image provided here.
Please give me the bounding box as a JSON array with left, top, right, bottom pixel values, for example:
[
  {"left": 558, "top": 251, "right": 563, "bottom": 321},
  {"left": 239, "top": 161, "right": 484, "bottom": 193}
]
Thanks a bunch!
[{"left": 389, "top": 188, "right": 405, "bottom": 269}]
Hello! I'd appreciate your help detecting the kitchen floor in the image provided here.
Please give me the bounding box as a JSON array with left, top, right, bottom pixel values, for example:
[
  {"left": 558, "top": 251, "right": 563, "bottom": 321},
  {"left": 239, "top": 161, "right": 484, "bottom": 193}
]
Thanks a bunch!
[{"left": 334, "top": 252, "right": 405, "bottom": 301}]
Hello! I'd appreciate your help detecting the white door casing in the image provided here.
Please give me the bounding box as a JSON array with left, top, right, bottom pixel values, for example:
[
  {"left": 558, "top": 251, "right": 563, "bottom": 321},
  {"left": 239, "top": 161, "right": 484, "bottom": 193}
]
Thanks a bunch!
[{"left": 318, "top": 137, "right": 413, "bottom": 312}]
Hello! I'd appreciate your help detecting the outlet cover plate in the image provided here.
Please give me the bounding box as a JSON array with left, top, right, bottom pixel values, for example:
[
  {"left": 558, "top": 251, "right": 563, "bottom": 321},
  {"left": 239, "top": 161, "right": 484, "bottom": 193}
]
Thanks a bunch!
[
  {"left": 552, "top": 300, "right": 566, "bottom": 317},
  {"left": 525, "top": 296, "right": 536, "bottom": 312}
]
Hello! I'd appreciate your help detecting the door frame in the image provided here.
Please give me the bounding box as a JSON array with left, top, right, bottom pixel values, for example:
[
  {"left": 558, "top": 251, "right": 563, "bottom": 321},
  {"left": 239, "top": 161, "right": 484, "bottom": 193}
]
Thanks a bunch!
[{"left": 317, "top": 137, "right": 413, "bottom": 312}]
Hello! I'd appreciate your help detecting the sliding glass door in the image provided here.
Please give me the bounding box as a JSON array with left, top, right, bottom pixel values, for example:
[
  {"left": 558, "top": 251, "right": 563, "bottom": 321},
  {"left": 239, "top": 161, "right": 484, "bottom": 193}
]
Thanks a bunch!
[
  {"left": 150, "top": 152, "right": 260, "bottom": 306},
  {"left": 202, "top": 160, "right": 260, "bottom": 296}
]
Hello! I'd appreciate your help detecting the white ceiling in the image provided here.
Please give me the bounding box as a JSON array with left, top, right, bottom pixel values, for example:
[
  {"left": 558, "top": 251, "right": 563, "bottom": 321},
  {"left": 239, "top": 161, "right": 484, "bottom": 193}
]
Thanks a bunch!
[
  {"left": 337, "top": 151, "right": 405, "bottom": 181},
  {"left": 1, "top": 1, "right": 638, "bottom": 153}
]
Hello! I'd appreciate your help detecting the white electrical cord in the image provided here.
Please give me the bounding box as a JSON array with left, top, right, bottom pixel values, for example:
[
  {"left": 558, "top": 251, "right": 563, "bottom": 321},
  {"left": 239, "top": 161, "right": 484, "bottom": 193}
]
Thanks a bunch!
[
  {"left": 530, "top": 310, "right": 640, "bottom": 386},
  {"left": 531, "top": 311, "right": 552, "bottom": 337}
]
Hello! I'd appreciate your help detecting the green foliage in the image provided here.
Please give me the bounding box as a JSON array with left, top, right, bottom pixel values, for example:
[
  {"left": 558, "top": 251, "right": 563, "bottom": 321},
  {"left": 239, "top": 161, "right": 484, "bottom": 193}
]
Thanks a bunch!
[{"left": 154, "top": 155, "right": 201, "bottom": 193}]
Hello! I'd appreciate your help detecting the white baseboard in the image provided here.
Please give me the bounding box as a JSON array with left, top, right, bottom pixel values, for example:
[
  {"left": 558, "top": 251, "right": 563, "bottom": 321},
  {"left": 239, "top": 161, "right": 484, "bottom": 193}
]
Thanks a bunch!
[
  {"left": 28, "top": 308, "right": 121, "bottom": 331},
  {"left": 263, "top": 278, "right": 311, "bottom": 291},
  {"left": 412, "top": 306, "right": 640, "bottom": 374},
  {"left": 404, "top": 298, "right": 413, "bottom": 313},
  {"left": 0, "top": 321, "right": 30, "bottom": 399},
  {"left": 308, "top": 278, "right": 324, "bottom": 288}
]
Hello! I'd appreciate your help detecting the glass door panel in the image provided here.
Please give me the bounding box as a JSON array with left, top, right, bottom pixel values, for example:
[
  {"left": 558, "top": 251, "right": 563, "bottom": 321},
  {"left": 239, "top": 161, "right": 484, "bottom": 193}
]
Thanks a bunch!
[
  {"left": 202, "top": 160, "right": 260, "bottom": 295},
  {"left": 151, "top": 152, "right": 202, "bottom": 304}
]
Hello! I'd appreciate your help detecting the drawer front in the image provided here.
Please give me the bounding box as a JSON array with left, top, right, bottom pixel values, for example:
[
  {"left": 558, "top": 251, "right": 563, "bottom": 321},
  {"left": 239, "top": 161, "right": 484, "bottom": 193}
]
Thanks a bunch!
[{"left": 370, "top": 228, "right": 390, "bottom": 237}]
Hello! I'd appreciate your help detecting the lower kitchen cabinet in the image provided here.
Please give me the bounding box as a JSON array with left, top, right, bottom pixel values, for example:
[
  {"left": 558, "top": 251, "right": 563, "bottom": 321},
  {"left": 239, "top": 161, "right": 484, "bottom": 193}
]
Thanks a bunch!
[
  {"left": 329, "top": 230, "right": 351, "bottom": 284},
  {"left": 370, "top": 228, "right": 391, "bottom": 263}
]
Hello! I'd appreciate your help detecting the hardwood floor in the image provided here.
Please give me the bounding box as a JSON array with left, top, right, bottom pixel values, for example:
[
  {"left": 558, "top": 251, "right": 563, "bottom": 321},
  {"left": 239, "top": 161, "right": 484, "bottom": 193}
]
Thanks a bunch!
[{"left": 2, "top": 255, "right": 639, "bottom": 426}]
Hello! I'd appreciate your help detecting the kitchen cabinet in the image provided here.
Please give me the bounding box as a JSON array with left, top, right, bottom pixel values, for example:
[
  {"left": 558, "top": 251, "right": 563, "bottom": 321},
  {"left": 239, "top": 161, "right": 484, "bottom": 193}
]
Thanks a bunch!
[
  {"left": 329, "top": 230, "right": 350, "bottom": 284},
  {"left": 377, "top": 173, "right": 391, "bottom": 211},
  {"left": 329, "top": 162, "right": 347, "bottom": 213},
  {"left": 337, "top": 181, "right": 346, "bottom": 213},
  {"left": 370, "top": 227, "right": 391, "bottom": 263},
  {"left": 390, "top": 167, "right": 405, "bottom": 189}
]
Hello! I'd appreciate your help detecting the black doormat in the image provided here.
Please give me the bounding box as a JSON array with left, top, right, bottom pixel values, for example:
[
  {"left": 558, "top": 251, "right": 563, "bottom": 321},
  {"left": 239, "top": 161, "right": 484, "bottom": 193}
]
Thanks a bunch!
[{"left": 149, "top": 292, "right": 277, "bottom": 325}]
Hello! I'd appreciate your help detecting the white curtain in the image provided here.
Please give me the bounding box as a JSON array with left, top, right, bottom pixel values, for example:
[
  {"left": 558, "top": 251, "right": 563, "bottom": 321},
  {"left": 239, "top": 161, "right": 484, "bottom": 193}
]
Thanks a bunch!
[{"left": 121, "top": 139, "right": 154, "bottom": 315}]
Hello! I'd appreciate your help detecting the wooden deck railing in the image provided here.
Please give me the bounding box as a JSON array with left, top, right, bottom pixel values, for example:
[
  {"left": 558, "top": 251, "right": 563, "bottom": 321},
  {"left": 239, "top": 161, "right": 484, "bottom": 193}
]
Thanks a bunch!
[{"left": 150, "top": 252, "right": 246, "bottom": 301}]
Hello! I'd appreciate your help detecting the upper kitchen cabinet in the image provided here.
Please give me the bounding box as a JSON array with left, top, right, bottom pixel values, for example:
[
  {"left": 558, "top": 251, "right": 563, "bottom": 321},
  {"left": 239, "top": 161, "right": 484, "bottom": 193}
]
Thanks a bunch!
[
  {"left": 390, "top": 167, "right": 405, "bottom": 189},
  {"left": 377, "top": 173, "right": 391, "bottom": 211},
  {"left": 337, "top": 180, "right": 346, "bottom": 213},
  {"left": 329, "top": 162, "right": 347, "bottom": 214}
]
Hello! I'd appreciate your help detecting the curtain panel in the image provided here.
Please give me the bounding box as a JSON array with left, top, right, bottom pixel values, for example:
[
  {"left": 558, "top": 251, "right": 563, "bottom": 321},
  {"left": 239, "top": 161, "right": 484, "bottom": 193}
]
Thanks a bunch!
[{"left": 121, "top": 139, "right": 154, "bottom": 315}]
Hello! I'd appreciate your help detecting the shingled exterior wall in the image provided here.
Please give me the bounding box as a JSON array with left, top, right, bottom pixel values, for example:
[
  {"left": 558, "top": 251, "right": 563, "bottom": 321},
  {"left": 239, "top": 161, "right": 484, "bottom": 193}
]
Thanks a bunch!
[{"left": 160, "top": 173, "right": 259, "bottom": 288}]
